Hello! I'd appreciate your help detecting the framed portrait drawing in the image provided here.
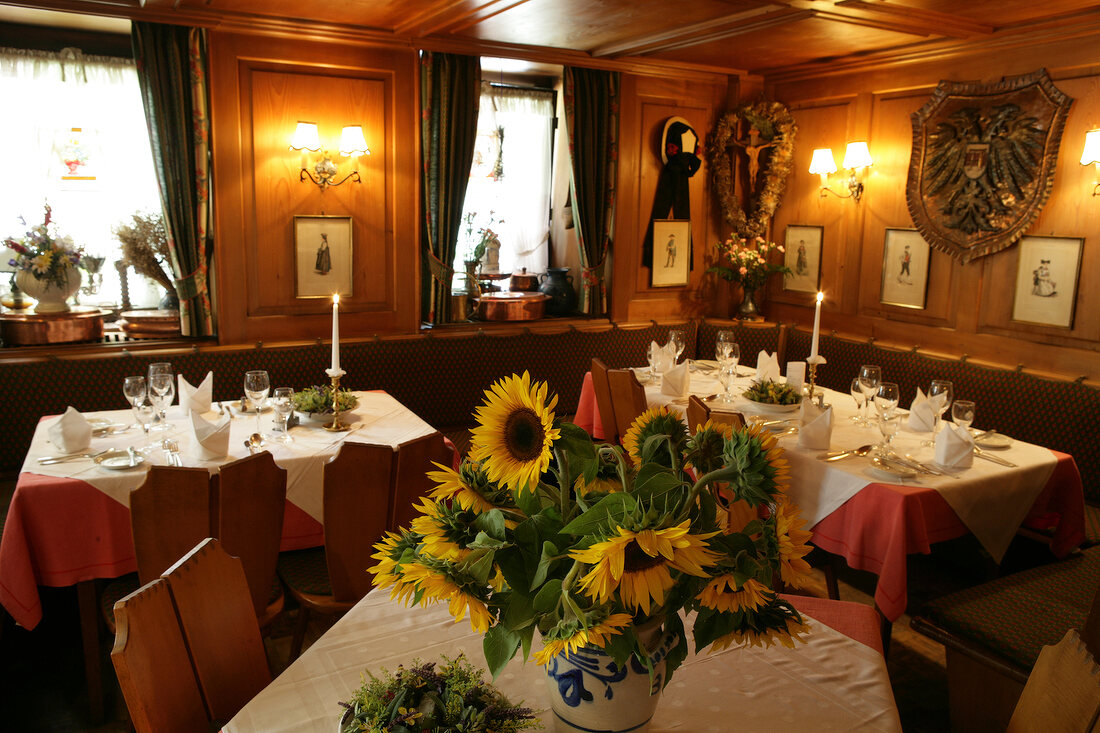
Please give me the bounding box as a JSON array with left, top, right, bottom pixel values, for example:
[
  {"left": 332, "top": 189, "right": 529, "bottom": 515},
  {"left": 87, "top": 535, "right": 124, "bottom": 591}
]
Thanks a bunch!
[
  {"left": 651, "top": 219, "right": 691, "bottom": 287},
  {"left": 783, "top": 225, "right": 822, "bottom": 293},
  {"left": 880, "top": 228, "right": 931, "bottom": 309},
  {"left": 1011, "top": 235, "right": 1083, "bottom": 328},
  {"left": 294, "top": 215, "right": 353, "bottom": 298}
]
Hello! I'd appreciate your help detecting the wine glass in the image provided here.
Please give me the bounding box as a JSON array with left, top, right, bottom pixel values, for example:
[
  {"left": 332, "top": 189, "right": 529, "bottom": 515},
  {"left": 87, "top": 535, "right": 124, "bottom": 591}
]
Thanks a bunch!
[
  {"left": 849, "top": 378, "right": 865, "bottom": 422},
  {"left": 715, "top": 330, "right": 737, "bottom": 365},
  {"left": 131, "top": 399, "right": 155, "bottom": 454},
  {"left": 929, "top": 379, "right": 954, "bottom": 433},
  {"left": 149, "top": 371, "right": 175, "bottom": 430},
  {"left": 244, "top": 370, "right": 271, "bottom": 439},
  {"left": 874, "top": 382, "right": 900, "bottom": 418},
  {"left": 123, "top": 375, "right": 146, "bottom": 409},
  {"left": 877, "top": 413, "right": 901, "bottom": 457},
  {"left": 952, "top": 400, "right": 975, "bottom": 433},
  {"left": 271, "top": 387, "right": 294, "bottom": 444},
  {"left": 857, "top": 365, "right": 881, "bottom": 426},
  {"left": 718, "top": 363, "right": 738, "bottom": 403},
  {"left": 667, "top": 329, "right": 686, "bottom": 364}
]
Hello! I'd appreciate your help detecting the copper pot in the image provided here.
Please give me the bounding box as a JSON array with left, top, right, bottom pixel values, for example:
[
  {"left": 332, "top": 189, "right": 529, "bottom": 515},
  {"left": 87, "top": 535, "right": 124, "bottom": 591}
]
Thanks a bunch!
[
  {"left": 475, "top": 292, "right": 550, "bottom": 321},
  {"left": 509, "top": 267, "right": 541, "bottom": 291}
]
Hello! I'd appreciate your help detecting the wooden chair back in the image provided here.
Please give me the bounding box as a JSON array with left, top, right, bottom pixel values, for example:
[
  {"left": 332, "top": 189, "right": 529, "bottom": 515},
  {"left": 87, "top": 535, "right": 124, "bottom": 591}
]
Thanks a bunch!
[
  {"left": 130, "top": 466, "right": 214, "bottom": 585},
  {"left": 1006, "top": 629, "right": 1100, "bottom": 733},
  {"left": 323, "top": 442, "right": 395, "bottom": 603},
  {"left": 607, "top": 368, "right": 648, "bottom": 441},
  {"left": 390, "top": 432, "right": 452, "bottom": 531},
  {"left": 164, "top": 537, "right": 271, "bottom": 727},
  {"left": 590, "top": 358, "right": 619, "bottom": 443},
  {"left": 214, "top": 451, "right": 287, "bottom": 617},
  {"left": 685, "top": 395, "right": 747, "bottom": 434},
  {"left": 111, "top": 578, "right": 209, "bottom": 733}
]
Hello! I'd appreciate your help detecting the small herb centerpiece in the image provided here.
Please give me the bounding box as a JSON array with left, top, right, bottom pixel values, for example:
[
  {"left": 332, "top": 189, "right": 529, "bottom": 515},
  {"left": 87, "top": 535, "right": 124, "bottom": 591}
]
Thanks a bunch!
[
  {"left": 4, "top": 204, "right": 84, "bottom": 312},
  {"left": 338, "top": 654, "right": 538, "bottom": 733},
  {"left": 371, "top": 372, "right": 814, "bottom": 729},
  {"left": 708, "top": 235, "right": 790, "bottom": 319},
  {"left": 292, "top": 385, "right": 359, "bottom": 415},
  {"left": 743, "top": 379, "right": 802, "bottom": 406}
]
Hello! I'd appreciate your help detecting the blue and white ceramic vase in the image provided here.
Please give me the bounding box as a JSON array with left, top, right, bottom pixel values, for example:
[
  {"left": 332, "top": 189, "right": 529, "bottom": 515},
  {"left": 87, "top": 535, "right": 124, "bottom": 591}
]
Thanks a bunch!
[{"left": 543, "top": 622, "right": 677, "bottom": 733}]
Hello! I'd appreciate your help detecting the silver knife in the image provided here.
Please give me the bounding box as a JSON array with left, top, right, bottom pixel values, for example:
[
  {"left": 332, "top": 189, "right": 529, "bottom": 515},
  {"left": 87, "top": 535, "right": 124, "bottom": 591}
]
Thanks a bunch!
[{"left": 974, "top": 447, "right": 1017, "bottom": 468}]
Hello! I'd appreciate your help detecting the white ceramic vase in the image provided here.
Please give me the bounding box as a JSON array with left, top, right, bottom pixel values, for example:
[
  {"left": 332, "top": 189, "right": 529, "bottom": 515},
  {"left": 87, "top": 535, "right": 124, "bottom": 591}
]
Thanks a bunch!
[
  {"left": 543, "top": 623, "right": 677, "bottom": 733},
  {"left": 16, "top": 265, "right": 81, "bottom": 314}
]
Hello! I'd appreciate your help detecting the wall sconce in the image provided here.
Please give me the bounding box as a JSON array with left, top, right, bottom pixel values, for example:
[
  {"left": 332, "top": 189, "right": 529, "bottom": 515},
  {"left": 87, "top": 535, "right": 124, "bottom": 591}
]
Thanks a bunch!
[
  {"left": 809, "top": 142, "right": 873, "bottom": 202},
  {"left": 1081, "top": 129, "right": 1100, "bottom": 196},
  {"left": 289, "top": 121, "right": 370, "bottom": 192}
]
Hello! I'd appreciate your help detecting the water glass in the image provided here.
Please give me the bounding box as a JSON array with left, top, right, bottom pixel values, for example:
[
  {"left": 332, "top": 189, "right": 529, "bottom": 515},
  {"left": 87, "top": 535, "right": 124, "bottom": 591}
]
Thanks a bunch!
[
  {"left": 715, "top": 330, "right": 738, "bottom": 365},
  {"left": 929, "top": 379, "right": 954, "bottom": 431},
  {"left": 718, "top": 364, "right": 738, "bottom": 402},
  {"left": 123, "top": 375, "right": 146, "bottom": 408},
  {"left": 667, "top": 328, "right": 686, "bottom": 363},
  {"left": 874, "top": 382, "right": 900, "bottom": 418},
  {"left": 149, "top": 371, "right": 175, "bottom": 430},
  {"left": 877, "top": 413, "right": 901, "bottom": 456},
  {"left": 857, "top": 365, "right": 881, "bottom": 426},
  {"left": 272, "top": 387, "right": 294, "bottom": 443},
  {"left": 244, "top": 370, "right": 271, "bottom": 438},
  {"left": 131, "top": 400, "right": 155, "bottom": 454},
  {"left": 952, "top": 400, "right": 975, "bottom": 432},
  {"left": 849, "top": 378, "right": 865, "bottom": 422}
]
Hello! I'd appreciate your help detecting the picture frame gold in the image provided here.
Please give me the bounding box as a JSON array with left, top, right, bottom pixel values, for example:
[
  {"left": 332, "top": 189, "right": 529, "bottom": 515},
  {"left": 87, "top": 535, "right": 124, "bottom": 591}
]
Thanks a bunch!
[
  {"left": 650, "top": 219, "right": 691, "bottom": 287},
  {"left": 1011, "top": 235, "right": 1083, "bottom": 329},
  {"left": 880, "top": 228, "right": 931, "bottom": 310},
  {"left": 783, "top": 225, "right": 822, "bottom": 293},
  {"left": 294, "top": 215, "right": 353, "bottom": 299}
]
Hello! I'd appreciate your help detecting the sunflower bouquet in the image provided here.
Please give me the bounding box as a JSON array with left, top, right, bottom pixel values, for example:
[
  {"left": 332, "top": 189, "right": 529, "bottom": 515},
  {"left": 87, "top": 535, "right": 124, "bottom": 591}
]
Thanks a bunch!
[{"left": 371, "top": 372, "right": 814, "bottom": 685}]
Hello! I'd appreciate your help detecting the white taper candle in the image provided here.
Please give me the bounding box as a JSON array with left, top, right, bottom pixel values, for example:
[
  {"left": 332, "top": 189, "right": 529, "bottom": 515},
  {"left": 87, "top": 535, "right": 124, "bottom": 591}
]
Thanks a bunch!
[
  {"left": 331, "top": 293, "right": 341, "bottom": 372},
  {"left": 810, "top": 291, "right": 823, "bottom": 359}
]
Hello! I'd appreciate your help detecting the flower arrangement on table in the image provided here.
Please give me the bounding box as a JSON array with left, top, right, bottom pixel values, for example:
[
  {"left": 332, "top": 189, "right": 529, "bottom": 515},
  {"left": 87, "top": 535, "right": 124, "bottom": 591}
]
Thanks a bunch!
[
  {"left": 338, "top": 654, "right": 538, "bottom": 733},
  {"left": 4, "top": 205, "right": 83, "bottom": 290},
  {"left": 708, "top": 234, "right": 790, "bottom": 294},
  {"left": 462, "top": 210, "right": 504, "bottom": 264},
  {"left": 370, "top": 371, "right": 814, "bottom": 688},
  {"left": 291, "top": 384, "right": 359, "bottom": 414}
]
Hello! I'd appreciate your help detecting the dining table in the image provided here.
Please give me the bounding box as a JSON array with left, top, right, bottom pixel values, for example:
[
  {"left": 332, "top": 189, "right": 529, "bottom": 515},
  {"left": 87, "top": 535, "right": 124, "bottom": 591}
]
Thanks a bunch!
[
  {"left": 573, "top": 362, "right": 1086, "bottom": 623},
  {"left": 224, "top": 587, "right": 903, "bottom": 733}
]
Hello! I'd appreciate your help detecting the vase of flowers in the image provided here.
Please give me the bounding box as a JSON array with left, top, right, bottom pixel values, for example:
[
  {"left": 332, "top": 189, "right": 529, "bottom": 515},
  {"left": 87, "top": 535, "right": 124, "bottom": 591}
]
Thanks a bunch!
[
  {"left": 708, "top": 235, "right": 790, "bottom": 320},
  {"left": 371, "top": 373, "right": 815, "bottom": 732},
  {"left": 5, "top": 205, "right": 83, "bottom": 313}
]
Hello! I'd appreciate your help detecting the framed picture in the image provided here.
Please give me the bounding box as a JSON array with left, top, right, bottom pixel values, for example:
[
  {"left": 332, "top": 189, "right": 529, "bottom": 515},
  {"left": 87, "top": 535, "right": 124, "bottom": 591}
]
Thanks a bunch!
[
  {"left": 651, "top": 219, "right": 691, "bottom": 287},
  {"left": 294, "top": 215, "right": 353, "bottom": 298},
  {"left": 783, "top": 225, "right": 822, "bottom": 293},
  {"left": 880, "top": 228, "right": 931, "bottom": 309},
  {"left": 1011, "top": 235, "right": 1083, "bottom": 328}
]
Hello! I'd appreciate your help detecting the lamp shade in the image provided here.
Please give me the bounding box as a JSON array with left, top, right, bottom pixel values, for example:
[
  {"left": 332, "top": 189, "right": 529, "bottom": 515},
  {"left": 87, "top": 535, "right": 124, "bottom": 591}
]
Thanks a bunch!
[
  {"left": 1081, "top": 129, "right": 1100, "bottom": 165},
  {"left": 289, "top": 122, "right": 322, "bottom": 152},
  {"left": 843, "top": 141, "right": 873, "bottom": 170},
  {"left": 809, "top": 148, "right": 838, "bottom": 175},
  {"left": 338, "top": 126, "right": 370, "bottom": 157}
]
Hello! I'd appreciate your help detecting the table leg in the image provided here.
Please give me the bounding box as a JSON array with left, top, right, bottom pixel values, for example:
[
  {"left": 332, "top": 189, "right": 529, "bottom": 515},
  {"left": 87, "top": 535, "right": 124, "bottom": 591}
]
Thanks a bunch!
[
  {"left": 78, "top": 580, "right": 104, "bottom": 724},
  {"left": 823, "top": 552, "right": 841, "bottom": 600},
  {"left": 874, "top": 603, "right": 893, "bottom": 660}
]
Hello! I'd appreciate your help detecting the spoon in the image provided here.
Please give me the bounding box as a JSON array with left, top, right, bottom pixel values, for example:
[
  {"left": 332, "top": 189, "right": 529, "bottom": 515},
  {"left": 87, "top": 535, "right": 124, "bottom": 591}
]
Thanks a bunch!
[
  {"left": 245, "top": 433, "right": 264, "bottom": 454},
  {"left": 818, "top": 444, "right": 874, "bottom": 461}
]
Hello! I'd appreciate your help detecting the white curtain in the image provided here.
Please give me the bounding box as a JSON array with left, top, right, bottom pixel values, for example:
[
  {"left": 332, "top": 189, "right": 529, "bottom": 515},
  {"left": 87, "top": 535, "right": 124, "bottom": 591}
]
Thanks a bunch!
[
  {"left": 457, "top": 83, "right": 554, "bottom": 281},
  {"left": 0, "top": 46, "right": 162, "bottom": 307}
]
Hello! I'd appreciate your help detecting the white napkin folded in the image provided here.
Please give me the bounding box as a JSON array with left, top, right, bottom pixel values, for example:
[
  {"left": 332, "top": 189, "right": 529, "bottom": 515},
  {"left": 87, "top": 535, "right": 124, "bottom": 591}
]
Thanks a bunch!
[
  {"left": 47, "top": 406, "right": 93, "bottom": 454},
  {"left": 786, "top": 361, "right": 806, "bottom": 392},
  {"left": 907, "top": 387, "right": 945, "bottom": 432},
  {"left": 755, "top": 351, "right": 780, "bottom": 382},
  {"left": 660, "top": 362, "right": 690, "bottom": 398},
  {"left": 187, "top": 410, "right": 231, "bottom": 460},
  {"left": 935, "top": 422, "right": 975, "bottom": 469},
  {"left": 798, "top": 402, "right": 833, "bottom": 450},
  {"left": 648, "top": 340, "right": 675, "bottom": 375},
  {"left": 179, "top": 371, "right": 214, "bottom": 414}
]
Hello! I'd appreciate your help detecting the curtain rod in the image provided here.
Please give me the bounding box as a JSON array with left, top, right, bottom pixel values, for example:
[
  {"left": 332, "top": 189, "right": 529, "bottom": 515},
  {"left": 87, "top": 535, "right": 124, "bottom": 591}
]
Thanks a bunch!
[{"left": 486, "top": 81, "right": 557, "bottom": 94}]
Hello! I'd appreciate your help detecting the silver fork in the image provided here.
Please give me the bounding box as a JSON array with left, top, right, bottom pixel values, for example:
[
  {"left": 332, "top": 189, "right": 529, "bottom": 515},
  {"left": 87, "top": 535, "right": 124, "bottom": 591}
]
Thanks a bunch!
[{"left": 162, "top": 438, "right": 182, "bottom": 466}]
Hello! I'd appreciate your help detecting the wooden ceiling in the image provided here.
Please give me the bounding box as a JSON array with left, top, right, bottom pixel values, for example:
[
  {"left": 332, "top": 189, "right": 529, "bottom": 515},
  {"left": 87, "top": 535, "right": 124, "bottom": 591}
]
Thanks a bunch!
[{"left": 3, "top": 0, "right": 1100, "bottom": 78}]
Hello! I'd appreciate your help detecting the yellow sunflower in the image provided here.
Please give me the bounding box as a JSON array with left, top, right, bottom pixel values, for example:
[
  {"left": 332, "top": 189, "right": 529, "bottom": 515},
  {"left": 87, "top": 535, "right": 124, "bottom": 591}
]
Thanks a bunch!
[
  {"left": 534, "top": 612, "right": 634, "bottom": 665},
  {"left": 697, "top": 575, "right": 773, "bottom": 613},
  {"left": 427, "top": 461, "right": 496, "bottom": 513},
  {"left": 469, "top": 372, "right": 560, "bottom": 494},
  {"left": 685, "top": 419, "right": 733, "bottom": 473},
  {"left": 621, "top": 406, "right": 687, "bottom": 466},
  {"left": 573, "top": 473, "right": 623, "bottom": 498},
  {"left": 570, "top": 520, "right": 719, "bottom": 615},
  {"left": 723, "top": 422, "right": 792, "bottom": 505},
  {"left": 409, "top": 499, "right": 472, "bottom": 562},
  {"left": 711, "top": 616, "right": 811, "bottom": 652},
  {"left": 369, "top": 531, "right": 419, "bottom": 601},
  {"left": 774, "top": 497, "right": 813, "bottom": 588},
  {"left": 399, "top": 563, "right": 493, "bottom": 632}
]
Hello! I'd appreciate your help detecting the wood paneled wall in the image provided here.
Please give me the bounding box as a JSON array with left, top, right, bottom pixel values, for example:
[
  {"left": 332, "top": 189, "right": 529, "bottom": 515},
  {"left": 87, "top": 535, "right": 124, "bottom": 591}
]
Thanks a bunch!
[
  {"left": 765, "top": 36, "right": 1100, "bottom": 384},
  {"left": 208, "top": 32, "right": 417, "bottom": 345}
]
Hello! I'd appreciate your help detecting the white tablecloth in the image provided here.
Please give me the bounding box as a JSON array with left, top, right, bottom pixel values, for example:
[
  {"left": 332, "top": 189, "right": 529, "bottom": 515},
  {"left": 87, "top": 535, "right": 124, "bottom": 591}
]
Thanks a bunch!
[
  {"left": 224, "top": 589, "right": 902, "bottom": 733},
  {"left": 22, "top": 391, "right": 438, "bottom": 523},
  {"left": 643, "top": 364, "right": 1057, "bottom": 562}
]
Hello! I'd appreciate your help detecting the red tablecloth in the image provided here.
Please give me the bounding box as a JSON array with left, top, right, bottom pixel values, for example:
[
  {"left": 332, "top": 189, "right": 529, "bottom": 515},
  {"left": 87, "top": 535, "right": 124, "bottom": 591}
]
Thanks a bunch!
[{"left": 574, "top": 371, "right": 1086, "bottom": 622}]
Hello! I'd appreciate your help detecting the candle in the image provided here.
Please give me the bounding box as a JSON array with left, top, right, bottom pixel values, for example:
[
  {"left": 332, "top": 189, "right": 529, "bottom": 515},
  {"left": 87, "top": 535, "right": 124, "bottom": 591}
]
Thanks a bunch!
[
  {"left": 810, "top": 291, "right": 824, "bottom": 359},
  {"left": 330, "top": 293, "right": 341, "bottom": 372}
]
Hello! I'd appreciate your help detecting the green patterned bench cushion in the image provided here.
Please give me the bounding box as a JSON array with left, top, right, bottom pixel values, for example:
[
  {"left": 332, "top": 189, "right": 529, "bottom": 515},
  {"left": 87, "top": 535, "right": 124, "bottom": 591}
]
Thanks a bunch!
[{"left": 916, "top": 546, "right": 1100, "bottom": 672}]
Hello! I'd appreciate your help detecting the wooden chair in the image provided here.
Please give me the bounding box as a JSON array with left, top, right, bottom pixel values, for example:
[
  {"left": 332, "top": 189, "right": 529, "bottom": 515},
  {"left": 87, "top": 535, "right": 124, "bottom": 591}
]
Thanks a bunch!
[
  {"left": 606, "top": 368, "right": 648, "bottom": 441},
  {"left": 277, "top": 442, "right": 395, "bottom": 659},
  {"left": 685, "top": 395, "right": 746, "bottom": 434},
  {"left": 215, "top": 450, "right": 288, "bottom": 628},
  {"left": 590, "top": 358, "right": 619, "bottom": 444},
  {"left": 1006, "top": 629, "right": 1100, "bottom": 732},
  {"left": 111, "top": 538, "right": 271, "bottom": 732},
  {"left": 390, "top": 431, "right": 452, "bottom": 531}
]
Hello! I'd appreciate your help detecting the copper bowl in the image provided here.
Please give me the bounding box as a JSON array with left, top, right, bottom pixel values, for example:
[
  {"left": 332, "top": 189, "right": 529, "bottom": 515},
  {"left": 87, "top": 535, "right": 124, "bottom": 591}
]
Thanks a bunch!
[
  {"left": 509, "top": 267, "right": 541, "bottom": 292},
  {"left": 475, "top": 292, "right": 550, "bottom": 321}
]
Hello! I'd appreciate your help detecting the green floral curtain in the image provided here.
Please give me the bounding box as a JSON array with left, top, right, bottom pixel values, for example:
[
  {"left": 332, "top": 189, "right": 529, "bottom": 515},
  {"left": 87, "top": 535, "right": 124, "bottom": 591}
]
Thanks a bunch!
[
  {"left": 564, "top": 67, "right": 619, "bottom": 316},
  {"left": 420, "top": 52, "right": 480, "bottom": 325},
  {"left": 131, "top": 22, "right": 215, "bottom": 337}
]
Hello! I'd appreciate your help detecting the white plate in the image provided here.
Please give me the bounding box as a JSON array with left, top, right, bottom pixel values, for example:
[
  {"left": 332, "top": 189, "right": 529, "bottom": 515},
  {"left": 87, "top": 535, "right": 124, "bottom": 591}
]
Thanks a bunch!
[
  {"left": 87, "top": 417, "right": 113, "bottom": 428},
  {"left": 974, "top": 432, "right": 1012, "bottom": 450},
  {"left": 95, "top": 450, "right": 146, "bottom": 470},
  {"left": 868, "top": 457, "right": 918, "bottom": 481},
  {"left": 295, "top": 410, "right": 360, "bottom": 426}
]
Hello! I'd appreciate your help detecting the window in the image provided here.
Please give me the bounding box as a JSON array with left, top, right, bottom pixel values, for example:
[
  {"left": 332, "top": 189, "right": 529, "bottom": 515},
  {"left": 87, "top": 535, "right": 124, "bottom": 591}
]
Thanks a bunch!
[
  {"left": 0, "top": 45, "right": 164, "bottom": 311},
  {"left": 454, "top": 76, "right": 557, "bottom": 286}
]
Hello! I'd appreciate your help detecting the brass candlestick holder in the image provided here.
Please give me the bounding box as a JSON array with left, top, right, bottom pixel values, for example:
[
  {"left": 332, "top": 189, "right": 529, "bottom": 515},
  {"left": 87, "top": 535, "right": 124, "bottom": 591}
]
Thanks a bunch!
[
  {"left": 806, "top": 355, "right": 827, "bottom": 408},
  {"left": 324, "top": 368, "right": 351, "bottom": 432}
]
